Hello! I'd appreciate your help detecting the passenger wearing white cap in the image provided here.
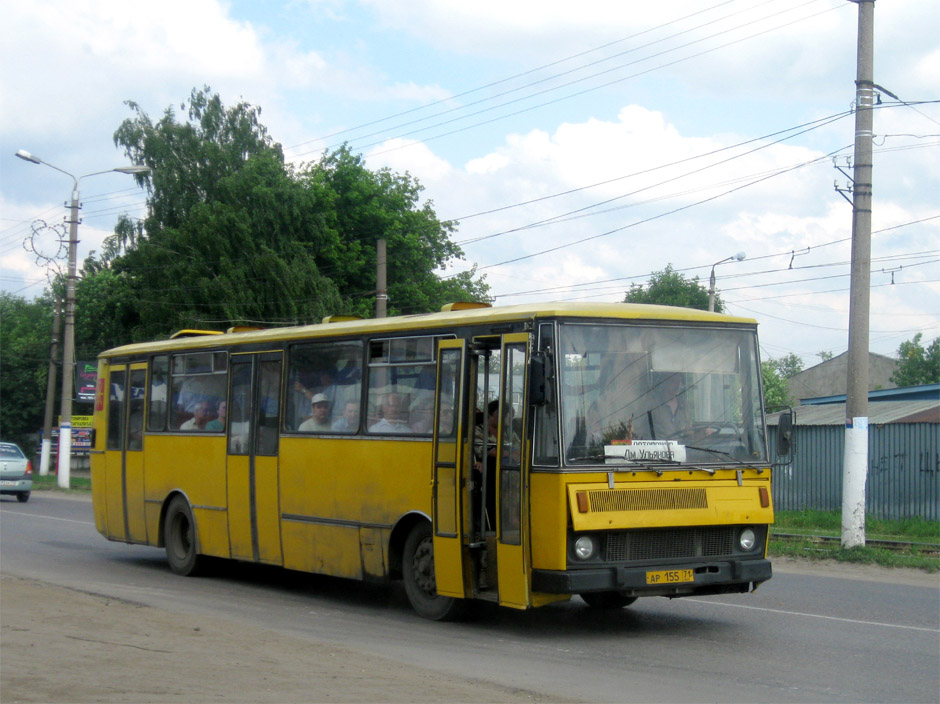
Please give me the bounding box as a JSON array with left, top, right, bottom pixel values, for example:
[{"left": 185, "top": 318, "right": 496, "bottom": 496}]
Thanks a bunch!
[{"left": 298, "top": 393, "right": 332, "bottom": 432}]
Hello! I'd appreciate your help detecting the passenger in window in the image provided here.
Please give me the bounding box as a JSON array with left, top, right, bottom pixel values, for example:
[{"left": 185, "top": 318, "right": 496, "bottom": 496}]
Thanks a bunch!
[
  {"left": 180, "top": 401, "right": 212, "bottom": 431},
  {"left": 205, "top": 401, "right": 227, "bottom": 432},
  {"left": 409, "top": 395, "right": 435, "bottom": 434},
  {"left": 331, "top": 401, "right": 360, "bottom": 432},
  {"left": 299, "top": 394, "right": 332, "bottom": 432},
  {"left": 368, "top": 392, "right": 411, "bottom": 433},
  {"left": 176, "top": 377, "right": 216, "bottom": 415}
]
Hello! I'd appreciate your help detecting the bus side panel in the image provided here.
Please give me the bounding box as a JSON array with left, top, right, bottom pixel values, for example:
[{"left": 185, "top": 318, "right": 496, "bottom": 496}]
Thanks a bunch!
[
  {"left": 279, "top": 437, "right": 431, "bottom": 580},
  {"left": 103, "top": 446, "right": 127, "bottom": 542},
  {"left": 282, "top": 522, "right": 362, "bottom": 578},
  {"left": 255, "top": 455, "right": 283, "bottom": 565},
  {"left": 192, "top": 508, "right": 232, "bottom": 558},
  {"left": 143, "top": 434, "right": 230, "bottom": 556},
  {"left": 226, "top": 455, "right": 253, "bottom": 561},
  {"left": 529, "top": 472, "right": 569, "bottom": 572}
]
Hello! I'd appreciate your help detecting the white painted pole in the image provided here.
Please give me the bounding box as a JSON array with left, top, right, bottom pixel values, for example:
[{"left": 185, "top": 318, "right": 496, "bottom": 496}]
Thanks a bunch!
[{"left": 841, "top": 0, "right": 875, "bottom": 548}]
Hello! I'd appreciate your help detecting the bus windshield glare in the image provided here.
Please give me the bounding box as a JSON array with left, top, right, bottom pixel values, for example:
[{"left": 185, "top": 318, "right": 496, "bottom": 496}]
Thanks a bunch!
[{"left": 558, "top": 323, "right": 766, "bottom": 465}]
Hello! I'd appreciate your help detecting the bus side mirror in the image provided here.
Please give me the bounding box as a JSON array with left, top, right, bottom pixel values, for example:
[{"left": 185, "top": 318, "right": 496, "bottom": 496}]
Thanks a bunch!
[
  {"left": 776, "top": 410, "right": 793, "bottom": 456},
  {"left": 529, "top": 352, "right": 548, "bottom": 406}
]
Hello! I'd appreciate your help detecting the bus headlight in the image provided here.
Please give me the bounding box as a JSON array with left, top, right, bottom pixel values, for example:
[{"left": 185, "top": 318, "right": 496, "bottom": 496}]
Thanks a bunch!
[
  {"left": 574, "top": 535, "right": 596, "bottom": 560},
  {"left": 739, "top": 528, "right": 757, "bottom": 551}
]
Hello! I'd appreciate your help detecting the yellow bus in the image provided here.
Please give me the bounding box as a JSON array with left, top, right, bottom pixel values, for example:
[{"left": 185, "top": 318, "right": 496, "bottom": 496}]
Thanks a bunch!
[{"left": 91, "top": 302, "right": 780, "bottom": 619}]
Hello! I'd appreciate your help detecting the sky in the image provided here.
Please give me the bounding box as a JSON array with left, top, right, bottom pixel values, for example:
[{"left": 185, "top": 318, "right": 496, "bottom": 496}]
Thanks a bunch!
[{"left": 2, "top": 0, "right": 938, "bottom": 369}]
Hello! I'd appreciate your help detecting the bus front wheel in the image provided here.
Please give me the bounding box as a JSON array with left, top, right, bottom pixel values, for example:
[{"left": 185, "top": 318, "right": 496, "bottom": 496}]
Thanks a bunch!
[
  {"left": 580, "top": 591, "right": 638, "bottom": 609},
  {"left": 164, "top": 496, "right": 204, "bottom": 576},
  {"left": 402, "top": 522, "right": 465, "bottom": 621}
]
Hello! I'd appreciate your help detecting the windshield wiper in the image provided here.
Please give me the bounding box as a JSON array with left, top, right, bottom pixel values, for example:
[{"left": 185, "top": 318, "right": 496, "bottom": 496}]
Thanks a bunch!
[
  {"left": 567, "top": 453, "right": 640, "bottom": 463},
  {"left": 635, "top": 456, "right": 716, "bottom": 476},
  {"left": 684, "top": 445, "right": 759, "bottom": 466}
]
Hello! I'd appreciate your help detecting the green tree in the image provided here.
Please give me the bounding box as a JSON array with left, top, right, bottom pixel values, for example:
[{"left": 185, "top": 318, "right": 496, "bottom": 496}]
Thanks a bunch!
[
  {"left": 890, "top": 333, "right": 940, "bottom": 387},
  {"left": 0, "top": 293, "right": 54, "bottom": 454},
  {"left": 761, "top": 361, "right": 791, "bottom": 412},
  {"left": 301, "top": 145, "right": 489, "bottom": 316},
  {"left": 73, "top": 268, "right": 144, "bottom": 358},
  {"left": 94, "top": 86, "right": 344, "bottom": 341},
  {"left": 768, "top": 352, "right": 803, "bottom": 380},
  {"left": 624, "top": 264, "right": 719, "bottom": 312},
  {"left": 817, "top": 350, "right": 834, "bottom": 362},
  {"left": 759, "top": 353, "right": 804, "bottom": 411},
  {"left": 79, "top": 87, "right": 488, "bottom": 350}
]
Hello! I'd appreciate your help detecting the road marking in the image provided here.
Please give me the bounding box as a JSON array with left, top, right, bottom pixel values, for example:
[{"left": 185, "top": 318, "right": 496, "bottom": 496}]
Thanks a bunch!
[
  {"left": 687, "top": 598, "right": 940, "bottom": 633},
  {"left": 0, "top": 510, "right": 94, "bottom": 527}
]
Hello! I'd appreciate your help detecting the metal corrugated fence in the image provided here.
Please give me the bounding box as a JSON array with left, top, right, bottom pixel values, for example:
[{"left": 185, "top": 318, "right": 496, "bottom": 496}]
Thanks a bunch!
[{"left": 769, "top": 423, "right": 939, "bottom": 521}]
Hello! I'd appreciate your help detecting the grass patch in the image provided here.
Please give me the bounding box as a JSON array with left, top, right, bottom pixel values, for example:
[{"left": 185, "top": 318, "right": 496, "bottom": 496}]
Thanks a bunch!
[
  {"left": 31, "top": 475, "right": 92, "bottom": 493},
  {"left": 769, "top": 537, "right": 939, "bottom": 572},
  {"left": 771, "top": 510, "right": 939, "bottom": 572},
  {"left": 773, "top": 509, "right": 940, "bottom": 542}
]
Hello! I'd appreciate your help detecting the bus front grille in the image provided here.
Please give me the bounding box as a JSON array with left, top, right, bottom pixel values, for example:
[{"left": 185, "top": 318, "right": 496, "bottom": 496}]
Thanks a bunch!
[
  {"left": 606, "top": 527, "right": 736, "bottom": 562},
  {"left": 588, "top": 487, "right": 708, "bottom": 512}
]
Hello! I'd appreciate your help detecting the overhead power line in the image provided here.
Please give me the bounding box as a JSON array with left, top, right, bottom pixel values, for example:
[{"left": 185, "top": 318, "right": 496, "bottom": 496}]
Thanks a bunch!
[{"left": 287, "top": 0, "right": 848, "bottom": 161}]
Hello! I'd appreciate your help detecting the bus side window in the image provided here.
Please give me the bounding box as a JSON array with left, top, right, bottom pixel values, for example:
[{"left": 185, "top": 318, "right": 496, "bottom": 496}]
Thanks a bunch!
[
  {"left": 127, "top": 369, "right": 146, "bottom": 450},
  {"left": 287, "top": 340, "right": 363, "bottom": 433},
  {"left": 107, "top": 370, "right": 125, "bottom": 451},
  {"left": 366, "top": 335, "right": 444, "bottom": 436},
  {"left": 170, "top": 352, "right": 227, "bottom": 432},
  {"left": 148, "top": 356, "right": 168, "bottom": 432}
]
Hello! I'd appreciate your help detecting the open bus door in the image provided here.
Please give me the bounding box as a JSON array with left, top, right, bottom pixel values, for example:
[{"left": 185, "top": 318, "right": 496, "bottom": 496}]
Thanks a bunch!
[
  {"left": 431, "top": 340, "right": 469, "bottom": 598},
  {"left": 495, "top": 333, "right": 531, "bottom": 609}
]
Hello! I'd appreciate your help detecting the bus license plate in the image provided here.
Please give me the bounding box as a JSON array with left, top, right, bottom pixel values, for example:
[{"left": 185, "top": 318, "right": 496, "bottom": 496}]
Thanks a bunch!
[{"left": 646, "top": 569, "right": 694, "bottom": 585}]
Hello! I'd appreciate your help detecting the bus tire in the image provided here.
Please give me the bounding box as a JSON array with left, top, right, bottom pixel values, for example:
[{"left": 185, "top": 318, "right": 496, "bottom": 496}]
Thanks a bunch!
[
  {"left": 164, "top": 495, "right": 204, "bottom": 576},
  {"left": 580, "top": 591, "right": 638, "bottom": 609},
  {"left": 402, "top": 522, "right": 466, "bottom": 621}
]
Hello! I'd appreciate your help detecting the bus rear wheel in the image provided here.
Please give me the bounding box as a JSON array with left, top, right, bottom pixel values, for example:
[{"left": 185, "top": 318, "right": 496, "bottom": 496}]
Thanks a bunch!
[
  {"left": 580, "top": 591, "right": 638, "bottom": 609},
  {"left": 164, "top": 496, "right": 204, "bottom": 576},
  {"left": 402, "top": 522, "right": 466, "bottom": 621}
]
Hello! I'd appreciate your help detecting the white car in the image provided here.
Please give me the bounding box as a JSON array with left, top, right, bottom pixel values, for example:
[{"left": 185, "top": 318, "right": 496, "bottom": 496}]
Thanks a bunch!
[{"left": 0, "top": 442, "right": 33, "bottom": 503}]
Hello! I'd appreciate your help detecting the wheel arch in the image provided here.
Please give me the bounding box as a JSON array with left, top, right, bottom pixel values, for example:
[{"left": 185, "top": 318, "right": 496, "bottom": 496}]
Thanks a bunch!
[
  {"left": 388, "top": 510, "right": 431, "bottom": 580},
  {"left": 158, "top": 490, "right": 195, "bottom": 549}
]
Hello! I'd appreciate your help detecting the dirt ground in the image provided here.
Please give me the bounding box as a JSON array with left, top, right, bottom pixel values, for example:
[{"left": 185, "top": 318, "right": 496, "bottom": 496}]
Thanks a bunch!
[{"left": 0, "top": 576, "right": 564, "bottom": 704}]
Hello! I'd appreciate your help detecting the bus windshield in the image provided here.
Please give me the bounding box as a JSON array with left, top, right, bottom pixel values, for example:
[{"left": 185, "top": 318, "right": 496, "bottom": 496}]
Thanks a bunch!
[{"left": 558, "top": 323, "right": 766, "bottom": 465}]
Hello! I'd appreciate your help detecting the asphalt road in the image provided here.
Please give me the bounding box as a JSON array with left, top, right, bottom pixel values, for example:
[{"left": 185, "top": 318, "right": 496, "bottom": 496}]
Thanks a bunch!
[{"left": 2, "top": 492, "right": 938, "bottom": 703}]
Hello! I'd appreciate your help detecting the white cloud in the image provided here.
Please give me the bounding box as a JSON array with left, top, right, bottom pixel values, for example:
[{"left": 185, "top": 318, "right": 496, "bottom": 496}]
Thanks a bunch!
[
  {"left": 365, "top": 138, "right": 453, "bottom": 181},
  {"left": 1, "top": 1, "right": 265, "bottom": 137}
]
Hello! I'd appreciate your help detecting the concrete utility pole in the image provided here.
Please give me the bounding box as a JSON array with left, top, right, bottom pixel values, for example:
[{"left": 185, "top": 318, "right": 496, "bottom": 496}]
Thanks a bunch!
[
  {"left": 56, "top": 185, "right": 82, "bottom": 488},
  {"left": 39, "top": 296, "right": 62, "bottom": 476},
  {"left": 842, "top": 0, "right": 875, "bottom": 548},
  {"left": 376, "top": 238, "right": 388, "bottom": 318}
]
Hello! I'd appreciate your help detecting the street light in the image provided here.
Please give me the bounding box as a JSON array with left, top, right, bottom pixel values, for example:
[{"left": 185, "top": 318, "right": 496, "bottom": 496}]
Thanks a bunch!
[
  {"left": 708, "top": 251, "right": 746, "bottom": 312},
  {"left": 15, "top": 149, "right": 150, "bottom": 488}
]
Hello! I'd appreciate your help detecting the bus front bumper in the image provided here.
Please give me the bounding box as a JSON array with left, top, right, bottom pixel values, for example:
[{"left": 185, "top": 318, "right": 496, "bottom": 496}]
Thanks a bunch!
[{"left": 531, "top": 558, "right": 772, "bottom": 596}]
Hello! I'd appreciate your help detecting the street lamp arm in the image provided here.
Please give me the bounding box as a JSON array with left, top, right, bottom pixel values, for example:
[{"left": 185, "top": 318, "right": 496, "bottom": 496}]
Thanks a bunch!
[
  {"left": 16, "top": 150, "right": 78, "bottom": 187},
  {"left": 16, "top": 150, "right": 150, "bottom": 188},
  {"left": 708, "top": 251, "right": 747, "bottom": 312}
]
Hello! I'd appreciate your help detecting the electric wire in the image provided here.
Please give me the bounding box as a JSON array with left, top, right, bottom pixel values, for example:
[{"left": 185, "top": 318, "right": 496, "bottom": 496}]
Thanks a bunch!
[{"left": 291, "top": 0, "right": 829, "bottom": 158}]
